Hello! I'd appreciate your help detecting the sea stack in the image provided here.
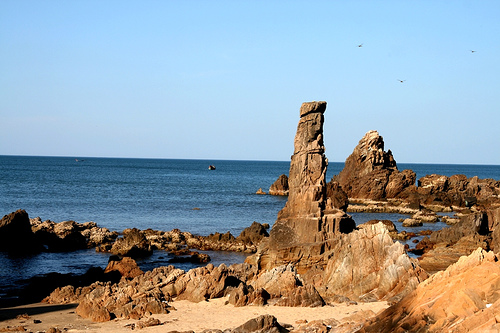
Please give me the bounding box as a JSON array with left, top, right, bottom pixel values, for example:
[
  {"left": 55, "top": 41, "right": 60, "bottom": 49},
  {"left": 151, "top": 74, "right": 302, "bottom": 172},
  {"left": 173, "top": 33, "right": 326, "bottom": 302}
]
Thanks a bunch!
[
  {"left": 247, "top": 101, "right": 355, "bottom": 272},
  {"left": 247, "top": 102, "right": 428, "bottom": 303}
]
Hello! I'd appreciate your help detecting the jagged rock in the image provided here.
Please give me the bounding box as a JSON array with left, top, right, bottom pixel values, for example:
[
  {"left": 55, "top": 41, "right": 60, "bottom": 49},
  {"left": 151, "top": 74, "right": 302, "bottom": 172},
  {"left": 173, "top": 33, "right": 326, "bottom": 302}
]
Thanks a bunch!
[
  {"left": 104, "top": 256, "right": 143, "bottom": 279},
  {"left": 0, "top": 210, "right": 43, "bottom": 254},
  {"left": 248, "top": 102, "right": 356, "bottom": 272},
  {"left": 236, "top": 222, "right": 269, "bottom": 246},
  {"left": 332, "top": 130, "right": 416, "bottom": 200},
  {"left": 228, "top": 283, "right": 269, "bottom": 307},
  {"left": 326, "top": 181, "right": 349, "bottom": 211},
  {"left": 414, "top": 207, "right": 500, "bottom": 274},
  {"left": 167, "top": 263, "right": 242, "bottom": 302},
  {"left": 269, "top": 174, "right": 289, "bottom": 196},
  {"left": 360, "top": 248, "right": 500, "bottom": 332},
  {"left": 256, "top": 188, "right": 266, "bottom": 195},
  {"left": 232, "top": 314, "right": 288, "bottom": 333},
  {"left": 30, "top": 217, "right": 118, "bottom": 251},
  {"left": 251, "top": 264, "right": 324, "bottom": 307},
  {"left": 415, "top": 174, "right": 500, "bottom": 209},
  {"left": 320, "top": 223, "right": 428, "bottom": 303},
  {"left": 247, "top": 102, "right": 425, "bottom": 303},
  {"left": 110, "top": 228, "right": 152, "bottom": 258}
]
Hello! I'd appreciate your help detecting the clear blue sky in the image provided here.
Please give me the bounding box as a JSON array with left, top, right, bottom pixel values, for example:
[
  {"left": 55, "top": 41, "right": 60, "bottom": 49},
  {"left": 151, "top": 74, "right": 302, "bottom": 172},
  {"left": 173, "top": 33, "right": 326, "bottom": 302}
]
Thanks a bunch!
[{"left": 1, "top": 1, "right": 499, "bottom": 164}]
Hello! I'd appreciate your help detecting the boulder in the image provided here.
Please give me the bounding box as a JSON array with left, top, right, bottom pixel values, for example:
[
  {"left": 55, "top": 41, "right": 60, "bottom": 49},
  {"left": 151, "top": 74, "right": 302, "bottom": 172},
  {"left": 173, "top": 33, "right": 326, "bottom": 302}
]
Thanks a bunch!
[
  {"left": 269, "top": 174, "right": 289, "bottom": 196},
  {"left": 0, "top": 209, "right": 43, "bottom": 254}
]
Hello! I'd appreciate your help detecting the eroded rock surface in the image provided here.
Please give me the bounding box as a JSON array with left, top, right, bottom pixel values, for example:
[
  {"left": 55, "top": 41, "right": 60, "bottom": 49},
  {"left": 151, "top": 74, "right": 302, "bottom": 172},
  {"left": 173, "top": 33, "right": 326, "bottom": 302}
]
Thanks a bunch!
[
  {"left": 361, "top": 248, "right": 500, "bottom": 332},
  {"left": 333, "top": 130, "right": 415, "bottom": 200}
]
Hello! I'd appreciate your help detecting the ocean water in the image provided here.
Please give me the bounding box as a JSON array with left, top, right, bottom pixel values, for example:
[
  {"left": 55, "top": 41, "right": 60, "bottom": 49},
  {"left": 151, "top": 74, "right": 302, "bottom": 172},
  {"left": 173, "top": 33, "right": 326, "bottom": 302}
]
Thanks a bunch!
[{"left": 1, "top": 156, "right": 499, "bottom": 296}]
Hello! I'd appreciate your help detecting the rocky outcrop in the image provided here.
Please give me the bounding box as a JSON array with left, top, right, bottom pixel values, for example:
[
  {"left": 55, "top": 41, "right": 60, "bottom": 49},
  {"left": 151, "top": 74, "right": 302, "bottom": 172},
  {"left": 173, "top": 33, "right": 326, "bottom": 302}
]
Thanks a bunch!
[
  {"left": 30, "top": 217, "right": 118, "bottom": 252},
  {"left": 332, "top": 130, "right": 416, "bottom": 200},
  {"left": 414, "top": 174, "right": 500, "bottom": 209},
  {"left": 319, "top": 223, "right": 428, "bottom": 303},
  {"left": 248, "top": 101, "right": 356, "bottom": 272},
  {"left": 360, "top": 248, "right": 500, "bottom": 332},
  {"left": 269, "top": 174, "right": 289, "bottom": 196},
  {"left": 110, "top": 228, "right": 153, "bottom": 258},
  {"left": 247, "top": 102, "right": 426, "bottom": 303},
  {"left": 0, "top": 210, "right": 43, "bottom": 254},
  {"left": 416, "top": 206, "right": 500, "bottom": 274}
]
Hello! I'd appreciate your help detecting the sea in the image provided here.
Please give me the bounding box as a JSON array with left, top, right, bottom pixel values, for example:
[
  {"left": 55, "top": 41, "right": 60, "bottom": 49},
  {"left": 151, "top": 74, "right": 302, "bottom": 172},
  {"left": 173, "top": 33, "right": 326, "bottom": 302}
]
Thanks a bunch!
[{"left": 1, "top": 155, "right": 499, "bottom": 298}]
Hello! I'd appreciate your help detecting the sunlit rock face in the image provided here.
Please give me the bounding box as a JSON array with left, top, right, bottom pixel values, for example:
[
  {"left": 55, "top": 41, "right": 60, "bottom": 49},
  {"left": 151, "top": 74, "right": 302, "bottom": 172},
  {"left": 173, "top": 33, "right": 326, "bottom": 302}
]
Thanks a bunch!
[
  {"left": 247, "top": 101, "right": 355, "bottom": 272},
  {"left": 333, "top": 130, "right": 416, "bottom": 200}
]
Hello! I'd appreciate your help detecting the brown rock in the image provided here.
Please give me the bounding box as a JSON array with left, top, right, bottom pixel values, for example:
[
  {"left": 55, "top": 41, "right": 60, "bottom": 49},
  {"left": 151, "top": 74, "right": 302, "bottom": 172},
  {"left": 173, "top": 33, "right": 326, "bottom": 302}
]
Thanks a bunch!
[
  {"left": 110, "top": 228, "right": 152, "bottom": 258},
  {"left": 361, "top": 248, "right": 500, "bottom": 332},
  {"left": 236, "top": 222, "right": 269, "bottom": 246},
  {"left": 232, "top": 314, "right": 288, "bottom": 333},
  {"left": 104, "top": 256, "right": 143, "bottom": 279},
  {"left": 333, "top": 130, "right": 415, "bottom": 200},
  {"left": 269, "top": 174, "right": 289, "bottom": 196}
]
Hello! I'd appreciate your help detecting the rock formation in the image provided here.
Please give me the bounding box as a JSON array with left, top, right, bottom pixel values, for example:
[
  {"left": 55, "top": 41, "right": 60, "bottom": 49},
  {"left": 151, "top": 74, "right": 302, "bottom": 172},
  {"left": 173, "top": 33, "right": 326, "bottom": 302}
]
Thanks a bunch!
[
  {"left": 360, "top": 248, "right": 500, "bottom": 332},
  {"left": 247, "top": 102, "right": 426, "bottom": 303},
  {"left": 414, "top": 173, "right": 500, "bottom": 209},
  {"left": 247, "top": 101, "right": 356, "bottom": 272},
  {"left": 268, "top": 174, "right": 289, "bottom": 196},
  {"left": 30, "top": 217, "right": 118, "bottom": 252},
  {"left": 415, "top": 206, "right": 500, "bottom": 274},
  {"left": 0, "top": 209, "right": 43, "bottom": 254},
  {"left": 333, "top": 130, "right": 416, "bottom": 200}
]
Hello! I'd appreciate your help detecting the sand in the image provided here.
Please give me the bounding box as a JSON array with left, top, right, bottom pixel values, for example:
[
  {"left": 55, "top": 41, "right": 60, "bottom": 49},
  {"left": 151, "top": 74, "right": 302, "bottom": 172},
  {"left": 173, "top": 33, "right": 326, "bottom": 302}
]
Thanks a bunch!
[{"left": 0, "top": 297, "right": 389, "bottom": 332}]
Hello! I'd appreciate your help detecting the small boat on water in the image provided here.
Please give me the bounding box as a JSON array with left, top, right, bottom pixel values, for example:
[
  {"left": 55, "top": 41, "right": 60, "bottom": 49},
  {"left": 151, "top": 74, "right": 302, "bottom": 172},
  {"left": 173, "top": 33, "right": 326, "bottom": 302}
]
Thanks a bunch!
[{"left": 208, "top": 165, "right": 216, "bottom": 170}]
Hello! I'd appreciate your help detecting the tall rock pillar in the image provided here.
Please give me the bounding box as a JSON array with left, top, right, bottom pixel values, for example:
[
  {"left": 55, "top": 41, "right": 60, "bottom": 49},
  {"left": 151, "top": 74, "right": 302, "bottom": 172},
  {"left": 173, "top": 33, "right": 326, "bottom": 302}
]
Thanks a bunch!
[
  {"left": 247, "top": 101, "right": 355, "bottom": 271},
  {"left": 275, "top": 101, "right": 328, "bottom": 243}
]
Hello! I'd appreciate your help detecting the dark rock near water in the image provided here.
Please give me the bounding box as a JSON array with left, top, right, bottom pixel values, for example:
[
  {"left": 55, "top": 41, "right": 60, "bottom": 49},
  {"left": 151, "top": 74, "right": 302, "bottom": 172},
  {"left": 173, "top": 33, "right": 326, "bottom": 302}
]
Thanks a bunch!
[{"left": 0, "top": 209, "right": 44, "bottom": 254}]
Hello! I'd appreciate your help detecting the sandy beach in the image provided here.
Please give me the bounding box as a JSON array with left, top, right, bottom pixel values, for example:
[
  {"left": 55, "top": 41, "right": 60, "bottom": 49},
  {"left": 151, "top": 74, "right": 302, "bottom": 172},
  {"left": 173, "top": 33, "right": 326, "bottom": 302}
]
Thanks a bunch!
[{"left": 0, "top": 297, "right": 389, "bottom": 332}]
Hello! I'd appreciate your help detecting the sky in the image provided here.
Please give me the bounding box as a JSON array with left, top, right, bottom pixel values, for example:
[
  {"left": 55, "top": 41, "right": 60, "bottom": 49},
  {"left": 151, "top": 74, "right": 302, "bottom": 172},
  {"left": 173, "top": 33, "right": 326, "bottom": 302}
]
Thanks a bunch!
[{"left": 1, "top": 1, "right": 499, "bottom": 164}]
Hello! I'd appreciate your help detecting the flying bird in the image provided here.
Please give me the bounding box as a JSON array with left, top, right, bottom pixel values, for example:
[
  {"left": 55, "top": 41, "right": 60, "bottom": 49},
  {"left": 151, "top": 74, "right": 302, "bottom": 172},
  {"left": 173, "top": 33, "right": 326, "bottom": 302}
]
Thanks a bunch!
[
  {"left": 470, "top": 50, "right": 476, "bottom": 53},
  {"left": 357, "top": 43, "right": 363, "bottom": 47},
  {"left": 397, "top": 79, "right": 406, "bottom": 83}
]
